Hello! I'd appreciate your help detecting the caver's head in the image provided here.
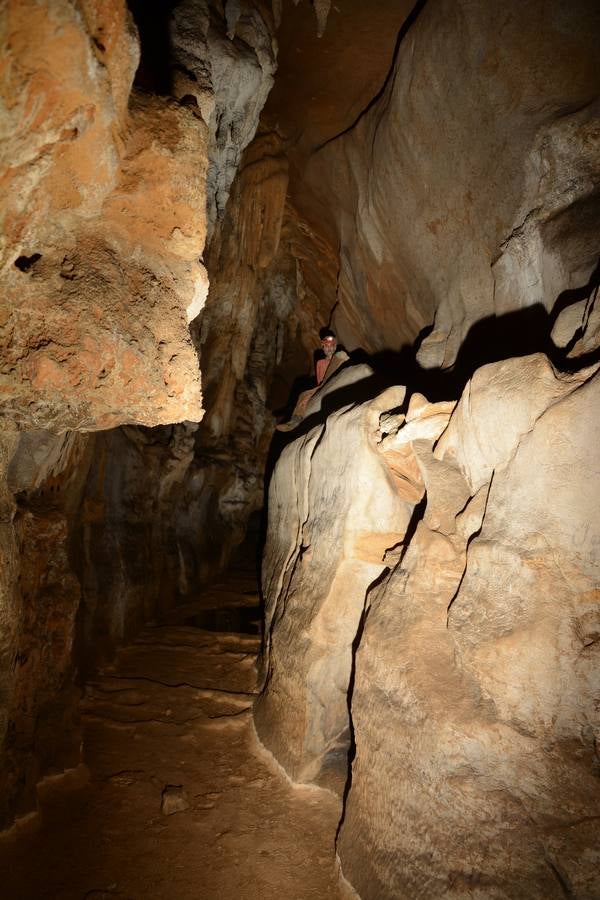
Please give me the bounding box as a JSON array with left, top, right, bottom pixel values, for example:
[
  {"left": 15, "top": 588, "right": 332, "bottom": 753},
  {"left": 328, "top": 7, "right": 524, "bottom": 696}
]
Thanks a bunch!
[{"left": 319, "top": 328, "right": 337, "bottom": 358}]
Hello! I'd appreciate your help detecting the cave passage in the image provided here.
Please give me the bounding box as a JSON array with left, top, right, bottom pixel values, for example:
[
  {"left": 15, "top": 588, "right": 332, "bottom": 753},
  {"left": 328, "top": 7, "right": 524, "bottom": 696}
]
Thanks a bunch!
[
  {"left": 1, "top": 0, "right": 599, "bottom": 898},
  {"left": 0, "top": 560, "right": 346, "bottom": 900}
]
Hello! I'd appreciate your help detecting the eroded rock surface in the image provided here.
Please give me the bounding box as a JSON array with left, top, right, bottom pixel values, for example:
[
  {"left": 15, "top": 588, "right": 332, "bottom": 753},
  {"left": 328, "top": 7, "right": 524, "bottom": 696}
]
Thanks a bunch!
[
  {"left": 255, "top": 369, "right": 457, "bottom": 792},
  {"left": 1, "top": 0, "right": 207, "bottom": 431},
  {"left": 295, "top": 0, "right": 600, "bottom": 363},
  {"left": 0, "top": 0, "right": 213, "bottom": 828},
  {"left": 258, "top": 353, "right": 600, "bottom": 898},
  {"left": 0, "top": 429, "right": 93, "bottom": 826},
  {"left": 170, "top": 0, "right": 277, "bottom": 242}
]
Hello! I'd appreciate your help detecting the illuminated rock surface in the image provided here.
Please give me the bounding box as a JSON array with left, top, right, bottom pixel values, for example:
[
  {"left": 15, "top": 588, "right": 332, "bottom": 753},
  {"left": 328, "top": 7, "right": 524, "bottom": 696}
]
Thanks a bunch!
[
  {"left": 259, "top": 355, "right": 600, "bottom": 897},
  {"left": 0, "top": 0, "right": 599, "bottom": 897},
  {"left": 1, "top": 0, "right": 207, "bottom": 432}
]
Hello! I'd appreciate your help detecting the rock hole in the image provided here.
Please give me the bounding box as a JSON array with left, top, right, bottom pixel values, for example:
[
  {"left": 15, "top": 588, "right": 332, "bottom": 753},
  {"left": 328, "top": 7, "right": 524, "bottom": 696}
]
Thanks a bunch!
[{"left": 14, "top": 253, "right": 42, "bottom": 272}]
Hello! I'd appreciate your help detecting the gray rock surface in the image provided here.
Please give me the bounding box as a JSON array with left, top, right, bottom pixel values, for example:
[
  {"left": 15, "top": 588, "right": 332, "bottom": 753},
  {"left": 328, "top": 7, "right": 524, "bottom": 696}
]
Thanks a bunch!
[{"left": 170, "top": 0, "right": 277, "bottom": 243}]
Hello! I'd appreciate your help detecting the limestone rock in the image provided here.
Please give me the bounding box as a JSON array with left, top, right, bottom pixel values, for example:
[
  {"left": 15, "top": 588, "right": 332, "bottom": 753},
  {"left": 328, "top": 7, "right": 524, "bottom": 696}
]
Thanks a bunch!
[
  {"left": 551, "top": 298, "right": 589, "bottom": 348},
  {"left": 255, "top": 378, "right": 452, "bottom": 792},
  {"left": 191, "top": 132, "right": 312, "bottom": 584},
  {"left": 298, "top": 0, "right": 600, "bottom": 364},
  {"left": 435, "top": 354, "right": 593, "bottom": 493},
  {"left": 170, "top": 0, "right": 277, "bottom": 242},
  {"left": 258, "top": 347, "right": 600, "bottom": 897},
  {"left": 338, "top": 358, "right": 600, "bottom": 899},
  {"left": 1, "top": 0, "right": 208, "bottom": 432},
  {"left": 552, "top": 284, "right": 600, "bottom": 359},
  {"left": 0, "top": 429, "right": 91, "bottom": 828}
]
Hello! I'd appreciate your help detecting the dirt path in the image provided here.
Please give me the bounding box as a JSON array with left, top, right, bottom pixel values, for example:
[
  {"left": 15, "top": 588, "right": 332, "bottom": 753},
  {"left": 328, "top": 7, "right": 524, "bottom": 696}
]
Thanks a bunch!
[{"left": 0, "top": 578, "right": 351, "bottom": 899}]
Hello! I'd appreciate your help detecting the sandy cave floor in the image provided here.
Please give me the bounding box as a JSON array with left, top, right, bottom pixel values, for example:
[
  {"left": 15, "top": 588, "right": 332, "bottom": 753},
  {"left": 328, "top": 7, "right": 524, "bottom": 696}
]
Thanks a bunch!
[{"left": 0, "top": 571, "right": 350, "bottom": 900}]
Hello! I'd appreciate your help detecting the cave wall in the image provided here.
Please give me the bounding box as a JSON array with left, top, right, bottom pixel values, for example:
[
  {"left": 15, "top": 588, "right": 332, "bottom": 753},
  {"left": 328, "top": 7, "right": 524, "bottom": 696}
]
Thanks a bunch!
[
  {"left": 0, "top": 0, "right": 326, "bottom": 830},
  {"left": 2, "top": 6, "right": 599, "bottom": 893},
  {"left": 340, "top": 357, "right": 600, "bottom": 899},
  {"left": 297, "top": 0, "right": 600, "bottom": 366},
  {"left": 0, "top": 430, "right": 93, "bottom": 825},
  {"left": 256, "top": 0, "right": 600, "bottom": 897},
  {"left": 190, "top": 130, "right": 334, "bottom": 581},
  {"left": 259, "top": 351, "right": 600, "bottom": 898},
  {"left": 0, "top": 0, "right": 211, "bottom": 828},
  {"left": 72, "top": 1, "right": 331, "bottom": 612},
  {"left": 1, "top": 0, "right": 208, "bottom": 431}
]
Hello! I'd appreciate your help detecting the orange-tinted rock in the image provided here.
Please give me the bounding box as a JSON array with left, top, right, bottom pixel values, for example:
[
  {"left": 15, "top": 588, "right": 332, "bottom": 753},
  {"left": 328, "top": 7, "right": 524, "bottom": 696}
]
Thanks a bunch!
[
  {"left": 1, "top": 0, "right": 207, "bottom": 431},
  {"left": 0, "top": 429, "right": 93, "bottom": 827}
]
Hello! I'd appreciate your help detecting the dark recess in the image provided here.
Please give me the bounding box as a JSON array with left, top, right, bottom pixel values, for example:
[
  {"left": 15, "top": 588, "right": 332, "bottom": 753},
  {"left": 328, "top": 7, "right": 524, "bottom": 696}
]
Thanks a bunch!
[
  {"left": 14, "top": 253, "right": 42, "bottom": 272},
  {"left": 127, "top": 0, "right": 178, "bottom": 94}
]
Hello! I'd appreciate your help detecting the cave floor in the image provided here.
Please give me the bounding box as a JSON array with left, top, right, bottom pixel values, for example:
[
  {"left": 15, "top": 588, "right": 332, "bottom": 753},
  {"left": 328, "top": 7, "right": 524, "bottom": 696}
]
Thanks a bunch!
[{"left": 0, "top": 570, "right": 347, "bottom": 900}]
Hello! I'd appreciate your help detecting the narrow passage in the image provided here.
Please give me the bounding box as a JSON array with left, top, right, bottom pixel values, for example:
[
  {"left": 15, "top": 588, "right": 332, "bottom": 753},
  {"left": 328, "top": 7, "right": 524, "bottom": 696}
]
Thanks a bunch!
[{"left": 0, "top": 569, "right": 348, "bottom": 900}]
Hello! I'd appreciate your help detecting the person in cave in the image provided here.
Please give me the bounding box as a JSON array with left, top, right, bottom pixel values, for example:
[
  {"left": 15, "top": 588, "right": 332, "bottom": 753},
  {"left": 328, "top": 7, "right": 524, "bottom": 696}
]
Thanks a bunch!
[{"left": 276, "top": 328, "right": 349, "bottom": 431}]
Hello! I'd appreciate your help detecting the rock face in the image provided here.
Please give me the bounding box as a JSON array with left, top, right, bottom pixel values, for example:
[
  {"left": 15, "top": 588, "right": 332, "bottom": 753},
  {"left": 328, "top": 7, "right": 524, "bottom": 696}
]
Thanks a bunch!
[
  {"left": 0, "top": 0, "right": 288, "bottom": 830},
  {"left": 190, "top": 128, "right": 333, "bottom": 584},
  {"left": 255, "top": 366, "right": 455, "bottom": 791},
  {"left": 296, "top": 0, "right": 600, "bottom": 363},
  {"left": 170, "top": 0, "right": 277, "bottom": 242},
  {"left": 0, "top": 428, "right": 93, "bottom": 825},
  {"left": 258, "top": 353, "right": 600, "bottom": 897},
  {"left": 1, "top": 0, "right": 208, "bottom": 432},
  {"left": 73, "top": 424, "right": 201, "bottom": 672},
  {"left": 0, "top": 0, "right": 212, "bottom": 828},
  {"left": 2, "top": 7, "right": 599, "bottom": 893},
  {"left": 341, "top": 356, "right": 600, "bottom": 899}
]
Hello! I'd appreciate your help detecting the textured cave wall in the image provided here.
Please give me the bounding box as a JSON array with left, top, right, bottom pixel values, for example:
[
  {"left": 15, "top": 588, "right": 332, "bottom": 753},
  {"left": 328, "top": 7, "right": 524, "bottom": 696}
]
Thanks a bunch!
[
  {"left": 258, "top": 351, "right": 600, "bottom": 898},
  {"left": 0, "top": 0, "right": 316, "bottom": 828},
  {"left": 1, "top": 0, "right": 208, "bottom": 431},
  {"left": 295, "top": 0, "right": 600, "bottom": 366},
  {"left": 0, "top": 0, "right": 212, "bottom": 828},
  {"left": 339, "top": 357, "right": 600, "bottom": 900},
  {"left": 170, "top": 0, "right": 278, "bottom": 243},
  {"left": 75, "top": 0, "right": 417, "bottom": 617},
  {"left": 256, "top": 0, "right": 600, "bottom": 897},
  {"left": 182, "top": 0, "right": 416, "bottom": 582},
  {"left": 189, "top": 131, "right": 334, "bottom": 582},
  {"left": 73, "top": 424, "right": 202, "bottom": 675},
  {"left": 0, "top": 429, "right": 94, "bottom": 826},
  {"left": 72, "top": 1, "right": 297, "bottom": 617}
]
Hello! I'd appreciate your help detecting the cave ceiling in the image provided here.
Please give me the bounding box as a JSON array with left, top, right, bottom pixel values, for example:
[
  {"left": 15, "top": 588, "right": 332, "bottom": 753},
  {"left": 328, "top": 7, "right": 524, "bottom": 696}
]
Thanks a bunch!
[{"left": 264, "top": 0, "right": 412, "bottom": 167}]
